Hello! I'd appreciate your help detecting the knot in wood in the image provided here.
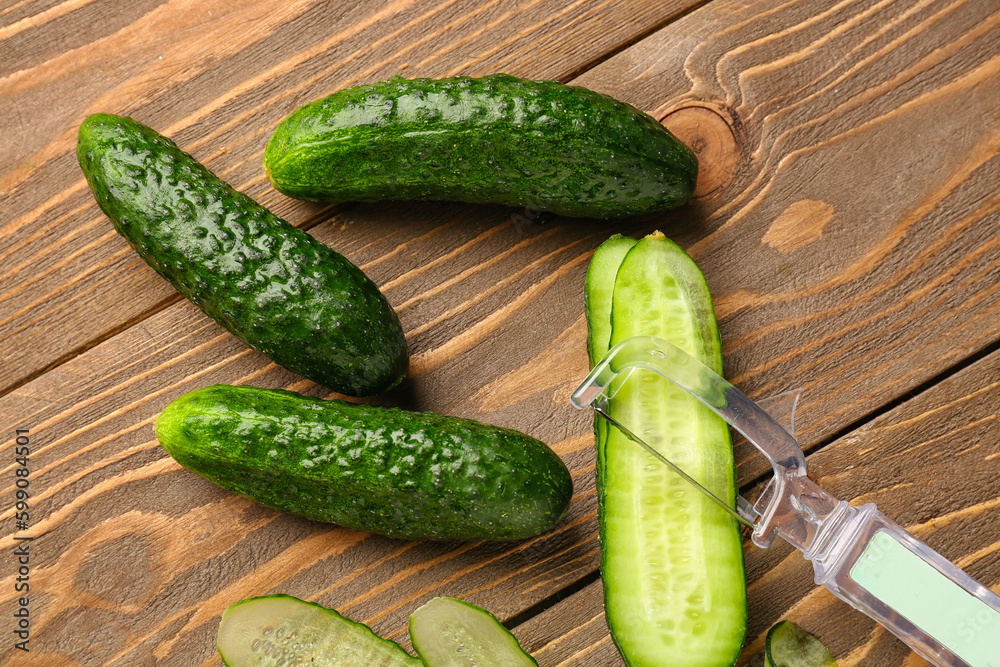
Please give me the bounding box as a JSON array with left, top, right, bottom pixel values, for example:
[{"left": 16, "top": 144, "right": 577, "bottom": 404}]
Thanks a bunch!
[{"left": 659, "top": 105, "right": 738, "bottom": 198}]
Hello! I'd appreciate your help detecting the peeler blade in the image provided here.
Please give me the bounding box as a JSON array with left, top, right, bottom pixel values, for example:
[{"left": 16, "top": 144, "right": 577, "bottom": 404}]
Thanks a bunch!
[
  {"left": 571, "top": 335, "right": 828, "bottom": 549},
  {"left": 571, "top": 334, "right": 806, "bottom": 481},
  {"left": 591, "top": 405, "right": 758, "bottom": 529}
]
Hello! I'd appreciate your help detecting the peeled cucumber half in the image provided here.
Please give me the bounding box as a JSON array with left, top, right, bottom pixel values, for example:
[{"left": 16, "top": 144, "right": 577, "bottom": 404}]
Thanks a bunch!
[{"left": 584, "top": 232, "right": 747, "bottom": 667}]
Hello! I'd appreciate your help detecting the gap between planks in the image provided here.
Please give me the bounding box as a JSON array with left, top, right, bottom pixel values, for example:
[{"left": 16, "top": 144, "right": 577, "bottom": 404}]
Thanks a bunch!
[
  {"left": 0, "top": 201, "right": 352, "bottom": 403},
  {"left": 795, "top": 333, "right": 1000, "bottom": 466},
  {"left": 558, "top": 0, "right": 716, "bottom": 83},
  {"left": 0, "top": 9, "right": 716, "bottom": 640}
]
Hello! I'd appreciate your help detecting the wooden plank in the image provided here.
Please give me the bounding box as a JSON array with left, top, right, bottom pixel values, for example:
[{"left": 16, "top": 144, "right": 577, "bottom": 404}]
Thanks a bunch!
[
  {"left": 0, "top": 0, "right": 700, "bottom": 396},
  {"left": 518, "top": 344, "right": 1000, "bottom": 666},
  {"left": 0, "top": 183, "right": 645, "bottom": 664},
  {"left": 6, "top": 0, "right": 996, "bottom": 448},
  {"left": 2, "top": 0, "right": 1000, "bottom": 665}
]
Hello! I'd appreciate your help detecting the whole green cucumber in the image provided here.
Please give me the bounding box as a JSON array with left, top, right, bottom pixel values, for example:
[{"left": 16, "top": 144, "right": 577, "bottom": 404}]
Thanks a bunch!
[
  {"left": 264, "top": 74, "right": 697, "bottom": 218},
  {"left": 155, "top": 384, "right": 573, "bottom": 541},
  {"left": 77, "top": 113, "right": 407, "bottom": 397}
]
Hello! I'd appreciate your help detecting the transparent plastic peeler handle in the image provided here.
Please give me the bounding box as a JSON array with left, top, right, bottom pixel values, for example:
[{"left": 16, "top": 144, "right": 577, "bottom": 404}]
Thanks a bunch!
[
  {"left": 805, "top": 496, "right": 1000, "bottom": 666},
  {"left": 572, "top": 336, "right": 1000, "bottom": 667}
]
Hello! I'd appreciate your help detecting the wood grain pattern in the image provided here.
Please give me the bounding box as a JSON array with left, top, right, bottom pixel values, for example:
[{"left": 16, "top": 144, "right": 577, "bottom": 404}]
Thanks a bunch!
[
  {"left": 2, "top": 0, "right": 1000, "bottom": 665},
  {"left": 0, "top": 295, "right": 601, "bottom": 665}
]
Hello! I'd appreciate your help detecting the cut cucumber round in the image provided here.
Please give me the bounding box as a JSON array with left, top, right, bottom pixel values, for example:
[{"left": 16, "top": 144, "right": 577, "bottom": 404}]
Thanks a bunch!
[
  {"left": 409, "top": 597, "right": 537, "bottom": 666},
  {"left": 217, "top": 594, "right": 419, "bottom": 666},
  {"left": 764, "top": 621, "right": 837, "bottom": 667}
]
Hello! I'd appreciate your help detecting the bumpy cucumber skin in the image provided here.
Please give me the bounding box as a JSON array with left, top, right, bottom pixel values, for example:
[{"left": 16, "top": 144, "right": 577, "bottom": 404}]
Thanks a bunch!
[
  {"left": 218, "top": 594, "right": 420, "bottom": 666},
  {"left": 585, "top": 233, "right": 746, "bottom": 667},
  {"left": 156, "top": 385, "right": 573, "bottom": 541},
  {"left": 77, "top": 113, "right": 407, "bottom": 397},
  {"left": 264, "top": 74, "right": 697, "bottom": 218},
  {"left": 584, "top": 235, "right": 638, "bottom": 498}
]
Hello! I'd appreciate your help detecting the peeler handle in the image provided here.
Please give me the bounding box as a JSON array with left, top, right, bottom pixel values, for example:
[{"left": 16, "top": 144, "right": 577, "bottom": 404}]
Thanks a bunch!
[{"left": 811, "top": 503, "right": 1000, "bottom": 667}]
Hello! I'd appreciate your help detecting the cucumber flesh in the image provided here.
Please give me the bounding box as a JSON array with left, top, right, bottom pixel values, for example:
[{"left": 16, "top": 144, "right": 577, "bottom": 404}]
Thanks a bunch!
[
  {"left": 409, "top": 597, "right": 537, "bottom": 666},
  {"left": 217, "top": 594, "right": 420, "bottom": 666},
  {"left": 764, "top": 621, "right": 837, "bottom": 667},
  {"left": 593, "top": 232, "right": 747, "bottom": 666}
]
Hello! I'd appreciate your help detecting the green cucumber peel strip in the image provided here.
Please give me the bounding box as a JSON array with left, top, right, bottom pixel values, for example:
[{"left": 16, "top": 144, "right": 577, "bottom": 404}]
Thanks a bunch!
[
  {"left": 585, "top": 234, "right": 639, "bottom": 365},
  {"left": 585, "top": 231, "right": 747, "bottom": 667},
  {"left": 764, "top": 621, "right": 838, "bottom": 667},
  {"left": 217, "top": 594, "right": 420, "bottom": 666},
  {"left": 409, "top": 597, "right": 537, "bottom": 666},
  {"left": 585, "top": 234, "right": 639, "bottom": 456}
]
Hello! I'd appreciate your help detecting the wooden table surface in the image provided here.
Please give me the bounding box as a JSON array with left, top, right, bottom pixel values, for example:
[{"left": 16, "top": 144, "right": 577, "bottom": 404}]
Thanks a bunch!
[{"left": 3, "top": 0, "right": 1000, "bottom": 664}]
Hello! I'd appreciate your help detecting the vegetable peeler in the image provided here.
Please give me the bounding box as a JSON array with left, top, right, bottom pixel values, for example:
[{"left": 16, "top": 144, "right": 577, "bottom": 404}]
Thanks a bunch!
[{"left": 570, "top": 335, "right": 1000, "bottom": 667}]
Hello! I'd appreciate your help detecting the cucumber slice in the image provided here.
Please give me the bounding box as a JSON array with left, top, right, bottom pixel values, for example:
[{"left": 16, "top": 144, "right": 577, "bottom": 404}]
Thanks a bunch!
[
  {"left": 585, "top": 234, "right": 640, "bottom": 460},
  {"left": 217, "top": 594, "right": 420, "bottom": 666},
  {"left": 409, "top": 597, "right": 537, "bottom": 666},
  {"left": 764, "top": 621, "right": 837, "bottom": 667},
  {"left": 590, "top": 232, "right": 747, "bottom": 666},
  {"left": 585, "top": 234, "right": 639, "bottom": 365}
]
